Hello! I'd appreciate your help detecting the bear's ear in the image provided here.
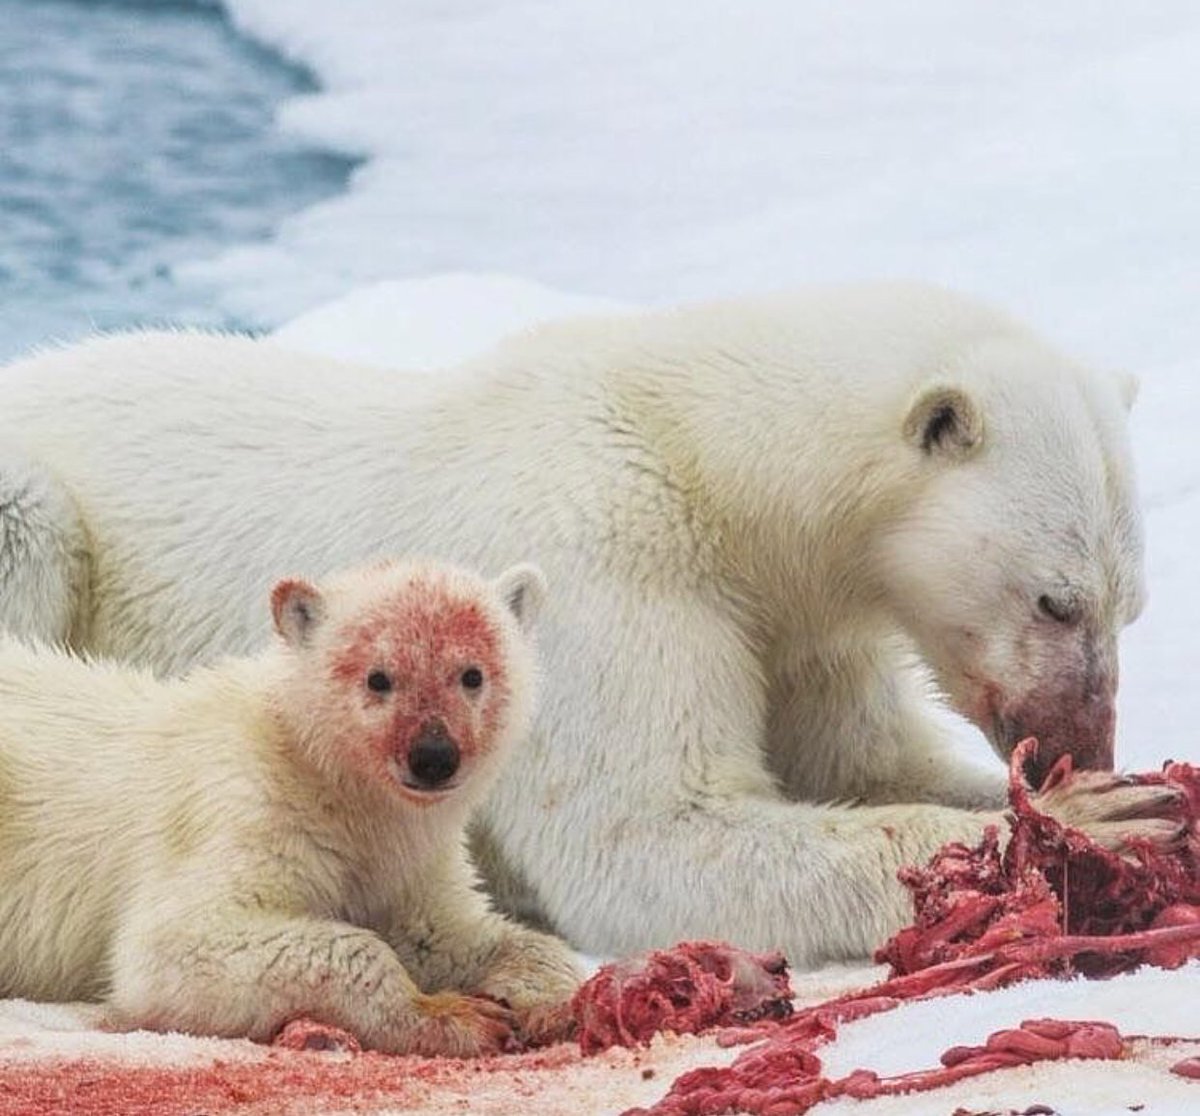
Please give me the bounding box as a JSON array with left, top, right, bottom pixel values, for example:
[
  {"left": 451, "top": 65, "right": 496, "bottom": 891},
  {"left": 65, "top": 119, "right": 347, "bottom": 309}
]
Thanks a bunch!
[
  {"left": 493, "top": 563, "right": 546, "bottom": 633},
  {"left": 271, "top": 578, "right": 326, "bottom": 647},
  {"left": 903, "top": 385, "right": 983, "bottom": 459}
]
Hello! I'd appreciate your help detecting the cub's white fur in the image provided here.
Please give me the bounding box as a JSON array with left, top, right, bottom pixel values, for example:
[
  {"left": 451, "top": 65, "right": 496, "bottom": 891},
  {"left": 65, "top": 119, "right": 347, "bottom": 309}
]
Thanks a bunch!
[
  {"left": 0, "top": 558, "right": 580, "bottom": 1054},
  {"left": 0, "top": 282, "right": 1170, "bottom": 963}
]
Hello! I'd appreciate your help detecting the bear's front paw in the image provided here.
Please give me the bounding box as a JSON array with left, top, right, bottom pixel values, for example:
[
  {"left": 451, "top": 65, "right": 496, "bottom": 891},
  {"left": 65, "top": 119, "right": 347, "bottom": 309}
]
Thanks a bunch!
[
  {"left": 410, "top": 991, "right": 519, "bottom": 1057},
  {"left": 1033, "top": 770, "right": 1190, "bottom": 854}
]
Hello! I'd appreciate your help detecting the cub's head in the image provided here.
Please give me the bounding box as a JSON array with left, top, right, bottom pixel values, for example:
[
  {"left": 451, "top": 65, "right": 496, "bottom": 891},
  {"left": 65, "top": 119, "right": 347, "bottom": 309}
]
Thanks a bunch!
[
  {"left": 270, "top": 558, "right": 544, "bottom": 808},
  {"left": 877, "top": 330, "right": 1144, "bottom": 786}
]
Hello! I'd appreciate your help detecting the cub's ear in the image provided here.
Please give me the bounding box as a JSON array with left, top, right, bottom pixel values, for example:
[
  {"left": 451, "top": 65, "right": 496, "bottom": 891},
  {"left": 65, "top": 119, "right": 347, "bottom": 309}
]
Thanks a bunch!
[
  {"left": 903, "top": 385, "right": 983, "bottom": 459},
  {"left": 494, "top": 563, "right": 546, "bottom": 632},
  {"left": 271, "top": 578, "right": 326, "bottom": 647}
]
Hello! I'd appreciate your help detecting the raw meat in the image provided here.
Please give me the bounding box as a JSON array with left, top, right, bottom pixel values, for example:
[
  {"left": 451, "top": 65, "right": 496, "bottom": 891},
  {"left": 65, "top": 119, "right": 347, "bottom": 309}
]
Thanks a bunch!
[
  {"left": 573, "top": 941, "right": 793, "bottom": 1055},
  {"left": 621, "top": 740, "right": 1200, "bottom": 1114}
]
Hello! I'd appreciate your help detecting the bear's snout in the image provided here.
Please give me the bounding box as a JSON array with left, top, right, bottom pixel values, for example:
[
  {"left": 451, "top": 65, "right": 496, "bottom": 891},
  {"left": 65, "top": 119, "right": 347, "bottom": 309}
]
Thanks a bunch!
[
  {"left": 1001, "top": 687, "right": 1116, "bottom": 789},
  {"left": 406, "top": 719, "right": 461, "bottom": 789}
]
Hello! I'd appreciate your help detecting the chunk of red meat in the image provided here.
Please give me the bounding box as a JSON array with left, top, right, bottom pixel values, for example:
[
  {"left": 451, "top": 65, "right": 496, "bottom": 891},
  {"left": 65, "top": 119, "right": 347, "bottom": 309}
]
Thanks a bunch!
[
  {"left": 573, "top": 941, "right": 793, "bottom": 1055},
  {"left": 876, "top": 740, "right": 1200, "bottom": 980}
]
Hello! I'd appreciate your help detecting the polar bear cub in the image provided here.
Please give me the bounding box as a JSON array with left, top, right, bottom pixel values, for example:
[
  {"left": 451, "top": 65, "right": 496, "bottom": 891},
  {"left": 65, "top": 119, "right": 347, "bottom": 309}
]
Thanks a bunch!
[{"left": 0, "top": 558, "right": 580, "bottom": 1055}]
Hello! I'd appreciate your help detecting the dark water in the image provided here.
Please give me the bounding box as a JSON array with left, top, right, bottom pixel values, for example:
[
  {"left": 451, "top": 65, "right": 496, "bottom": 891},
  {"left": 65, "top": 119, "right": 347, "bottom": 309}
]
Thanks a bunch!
[{"left": 0, "top": 0, "right": 356, "bottom": 361}]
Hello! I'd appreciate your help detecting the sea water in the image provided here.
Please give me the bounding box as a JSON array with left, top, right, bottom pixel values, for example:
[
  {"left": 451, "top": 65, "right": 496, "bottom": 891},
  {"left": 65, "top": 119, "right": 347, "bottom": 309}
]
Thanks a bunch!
[{"left": 0, "top": 0, "right": 354, "bottom": 361}]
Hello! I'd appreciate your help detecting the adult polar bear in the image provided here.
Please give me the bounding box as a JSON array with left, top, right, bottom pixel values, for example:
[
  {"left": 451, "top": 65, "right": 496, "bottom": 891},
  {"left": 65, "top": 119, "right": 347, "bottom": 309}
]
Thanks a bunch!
[{"left": 0, "top": 283, "right": 1165, "bottom": 964}]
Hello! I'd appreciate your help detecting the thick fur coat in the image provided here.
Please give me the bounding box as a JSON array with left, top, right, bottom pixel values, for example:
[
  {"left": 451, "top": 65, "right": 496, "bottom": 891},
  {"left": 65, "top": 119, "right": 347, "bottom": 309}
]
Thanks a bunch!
[
  {"left": 0, "top": 282, "right": 1173, "bottom": 962},
  {"left": 0, "top": 559, "right": 580, "bottom": 1053}
]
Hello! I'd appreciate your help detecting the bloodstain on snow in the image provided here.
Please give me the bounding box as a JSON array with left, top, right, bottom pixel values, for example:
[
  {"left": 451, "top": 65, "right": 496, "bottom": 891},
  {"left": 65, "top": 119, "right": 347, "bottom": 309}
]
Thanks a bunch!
[
  {"left": 573, "top": 941, "right": 794, "bottom": 1054},
  {"left": 0, "top": 1042, "right": 585, "bottom": 1116}
]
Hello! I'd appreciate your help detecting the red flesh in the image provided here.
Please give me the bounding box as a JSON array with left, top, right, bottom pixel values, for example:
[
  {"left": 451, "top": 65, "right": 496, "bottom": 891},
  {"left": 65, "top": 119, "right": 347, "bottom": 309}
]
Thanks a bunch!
[
  {"left": 573, "top": 941, "right": 794, "bottom": 1055},
  {"left": 272, "top": 1017, "right": 362, "bottom": 1054},
  {"left": 625, "top": 1017, "right": 1154, "bottom": 1116},
  {"left": 623, "top": 740, "right": 1200, "bottom": 1114},
  {"left": 876, "top": 740, "right": 1200, "bottom": 980}
]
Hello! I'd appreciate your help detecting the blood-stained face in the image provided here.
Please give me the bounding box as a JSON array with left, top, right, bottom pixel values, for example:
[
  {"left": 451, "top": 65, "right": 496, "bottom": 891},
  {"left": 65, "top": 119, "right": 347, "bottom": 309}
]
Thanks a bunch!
[
  {"left": 877, "top": 337, "right": 1144, "bottom": 787},
  {"left": 271, "top": 560, "right": 543, "bottom": 805}
]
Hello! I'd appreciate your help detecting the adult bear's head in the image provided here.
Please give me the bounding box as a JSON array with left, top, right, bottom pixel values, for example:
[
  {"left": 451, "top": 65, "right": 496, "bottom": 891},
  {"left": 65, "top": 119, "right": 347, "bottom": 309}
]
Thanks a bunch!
[{"left": 876, "top": 328, "right": 1144, "bottom": 788}]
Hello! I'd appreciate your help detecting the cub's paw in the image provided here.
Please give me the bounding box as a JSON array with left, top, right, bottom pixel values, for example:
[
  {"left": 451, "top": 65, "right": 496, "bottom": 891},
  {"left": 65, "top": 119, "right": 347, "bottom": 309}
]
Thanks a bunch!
[
  {"left": 1033, "top": 770, "right": 1190, "bottom": 854},
  {"left": 475, "top": 937, "right": 583, "bottom": 1047},
  {"left": 410, "top": 991, "right": 519, "bottom": 1057},
  {"left": 510, "top": 997, "right": 577, "bottom": 1047}
]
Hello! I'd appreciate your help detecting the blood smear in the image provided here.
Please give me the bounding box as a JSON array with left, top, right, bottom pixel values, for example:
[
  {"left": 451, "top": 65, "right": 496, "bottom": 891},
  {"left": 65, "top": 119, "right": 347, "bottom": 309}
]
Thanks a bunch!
[{"left": 0, "top": 1042, "right": 585, "bottom": 1116}]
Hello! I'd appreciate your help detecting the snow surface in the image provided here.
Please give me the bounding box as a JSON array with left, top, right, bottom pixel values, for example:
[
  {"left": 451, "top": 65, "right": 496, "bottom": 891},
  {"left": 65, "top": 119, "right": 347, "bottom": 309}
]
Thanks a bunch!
[
  {"left": 273, "top": 273, "right": 629, "bottom": 369},
  {"left": 3, "top": 963, "right": 1197, "bottom": 1115},
  {"left": 204, "top": 0, "right": 1199, "bottom": 371},
  {"left": 817, "top": 963, "right": 1200, "bottom": 1103}
]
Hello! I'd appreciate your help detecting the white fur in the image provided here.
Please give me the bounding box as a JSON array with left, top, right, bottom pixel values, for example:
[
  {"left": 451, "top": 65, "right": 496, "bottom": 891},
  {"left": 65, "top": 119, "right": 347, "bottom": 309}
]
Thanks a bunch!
[
  {"left": 0, "top": 558, "right": 580, "bottom": 1054},
  {"left": 0, "top": 447, "right": 89, "bottom": 645},
  {"left": 0, "top": 282, "right": 1162, "bottom": 964}
]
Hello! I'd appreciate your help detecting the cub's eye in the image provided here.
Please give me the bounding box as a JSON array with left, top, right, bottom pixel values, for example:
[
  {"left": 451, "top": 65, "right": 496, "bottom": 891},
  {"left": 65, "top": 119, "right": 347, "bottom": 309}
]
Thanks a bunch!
[
  {"left": 461, "top": 667, "right": 484, "bottom": 690},
  {"left": 366, "top": 670, "right": 393, "bottom": 694}
]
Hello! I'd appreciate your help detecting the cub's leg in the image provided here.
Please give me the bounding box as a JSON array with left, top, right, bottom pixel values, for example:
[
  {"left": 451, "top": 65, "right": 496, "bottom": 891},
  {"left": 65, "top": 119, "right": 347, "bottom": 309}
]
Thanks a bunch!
[
  {"left": 107, "top": 899, "right": 515, "bottom": 1056},
  {"left": 388, "top": 848, "right": 583, "bottom": 1047}
]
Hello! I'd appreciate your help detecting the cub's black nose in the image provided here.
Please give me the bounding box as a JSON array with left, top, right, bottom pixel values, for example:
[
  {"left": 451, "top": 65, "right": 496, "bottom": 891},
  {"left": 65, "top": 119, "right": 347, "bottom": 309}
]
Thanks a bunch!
[{"left": 407, "top": 720, "right": 461, "bottom": 788}]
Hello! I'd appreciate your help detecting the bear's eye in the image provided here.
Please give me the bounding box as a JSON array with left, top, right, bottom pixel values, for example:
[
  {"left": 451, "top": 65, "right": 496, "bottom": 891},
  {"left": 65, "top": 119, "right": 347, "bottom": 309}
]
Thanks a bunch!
[
  {"left": 461, "top": 667, "right": 484, "bottom": 690},
  {"left": 1037, "top": 594, "right": 1079, "bottom": 625},
  {"left": 366, "top": 670, "right": 393, "bottom": 694}
]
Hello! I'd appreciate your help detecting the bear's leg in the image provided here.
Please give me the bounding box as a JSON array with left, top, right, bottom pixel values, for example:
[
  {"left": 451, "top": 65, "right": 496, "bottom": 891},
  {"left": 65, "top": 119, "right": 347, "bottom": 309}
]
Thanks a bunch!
[
  {"left": 0, "top": 450, "right": 89, "bottom": 646},
  {"left": 765, "top": 636, "right": 1007, "bottom": 810},
  {"left": 542, "top": 765, "right": 1187, "bottom": 966},
  {"left": 385, "top": 848, "right": 583, "bottom": 1047},
  {"left": 485, "top": 589, "right": 1180, "bottom": 966},
  {"left": 107, "top": 904, "right": 516, "bottom": 1055},
  {"left": 480, "top": 590, "right": 970, "bottom": 963},
  {"left": 562, "top": 792, "right": 1000, "bottom": 964}
]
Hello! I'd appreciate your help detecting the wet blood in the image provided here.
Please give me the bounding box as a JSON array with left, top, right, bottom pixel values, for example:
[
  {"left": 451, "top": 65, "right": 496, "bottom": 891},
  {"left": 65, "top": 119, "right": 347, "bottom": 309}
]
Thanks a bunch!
[{"left": 326, "top": 574, "right": 511, "bottom": 760}]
